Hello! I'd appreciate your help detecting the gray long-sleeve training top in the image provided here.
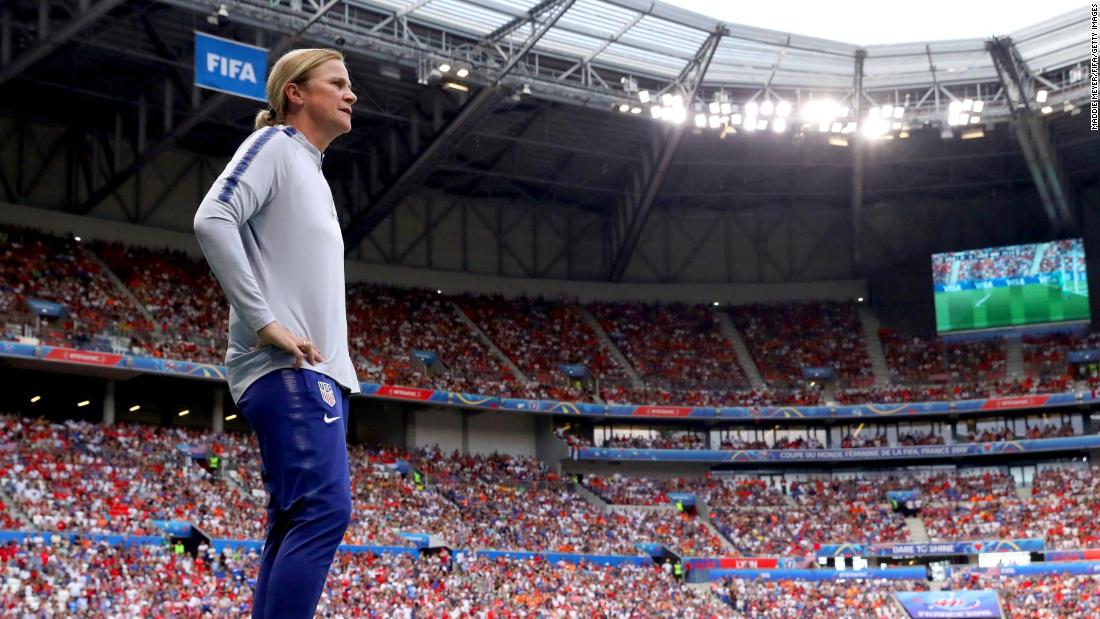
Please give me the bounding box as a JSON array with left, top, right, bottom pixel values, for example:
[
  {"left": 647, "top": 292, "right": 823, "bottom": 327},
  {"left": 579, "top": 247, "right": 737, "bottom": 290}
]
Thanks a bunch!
[{"left": 193, "top": 124, "right": 360, "bottom": 404}]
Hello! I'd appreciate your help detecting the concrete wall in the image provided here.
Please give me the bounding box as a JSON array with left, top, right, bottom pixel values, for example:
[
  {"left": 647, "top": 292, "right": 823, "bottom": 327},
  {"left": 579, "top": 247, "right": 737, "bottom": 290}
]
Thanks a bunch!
[
  {"left": 403, "top": 407, "right": 537, "bottom": 457},
  {"left": 467, "top": 411, "right": 536, "bottom": 458},
  {"left": 406, "top": 407, "right": 465, "bottom": 454}
]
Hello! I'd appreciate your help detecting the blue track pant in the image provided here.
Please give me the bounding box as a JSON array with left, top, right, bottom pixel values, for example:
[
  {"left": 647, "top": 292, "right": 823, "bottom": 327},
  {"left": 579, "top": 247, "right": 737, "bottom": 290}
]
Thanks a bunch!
[{"left": 238, "top": 368, "right": 352, "bottom": 619}]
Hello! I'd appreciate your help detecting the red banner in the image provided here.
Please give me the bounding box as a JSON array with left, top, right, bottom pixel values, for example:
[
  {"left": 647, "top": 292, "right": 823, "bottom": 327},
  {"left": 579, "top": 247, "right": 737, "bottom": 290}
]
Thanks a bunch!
[
  {"left": 376, "top": 385, "right": 434, "bottom": 401},
  {"left": 688, "top": 557, "right": 779, "bottom": 570},
  {"left": 44, "top": 348, "right": 123, "bottom": 367},
  {"left": 632, "top": 406, "right": 694, "bottom": 418},
  {"left": 981, "top": 395, "right": 1050, "bottom": 410}
]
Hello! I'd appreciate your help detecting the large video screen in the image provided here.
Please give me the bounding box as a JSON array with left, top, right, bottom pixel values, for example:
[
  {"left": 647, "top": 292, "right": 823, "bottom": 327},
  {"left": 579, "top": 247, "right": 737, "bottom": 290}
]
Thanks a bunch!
[{"left": 932, "top": 239, "right": 1090, "bottom": 334}]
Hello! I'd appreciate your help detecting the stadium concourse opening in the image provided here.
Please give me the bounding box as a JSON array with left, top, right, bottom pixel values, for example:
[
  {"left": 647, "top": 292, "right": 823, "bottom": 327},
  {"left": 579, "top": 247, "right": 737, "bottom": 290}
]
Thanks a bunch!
[{"left": 0, "top": 0, "right": 1099, "bottom": 615}]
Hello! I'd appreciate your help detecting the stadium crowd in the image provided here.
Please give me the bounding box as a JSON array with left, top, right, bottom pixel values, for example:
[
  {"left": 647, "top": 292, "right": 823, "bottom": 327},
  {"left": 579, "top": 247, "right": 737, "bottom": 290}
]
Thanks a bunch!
[
  {"left": 6, "top": 225, "right": 1100, "bottom": 411},
  {"left": 728, "top": 301, "right": 872, "bottom": 386}
]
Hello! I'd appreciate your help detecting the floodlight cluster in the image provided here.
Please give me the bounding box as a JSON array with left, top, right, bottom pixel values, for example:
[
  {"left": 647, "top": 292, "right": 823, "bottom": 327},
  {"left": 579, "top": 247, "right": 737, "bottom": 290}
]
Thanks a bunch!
[{"left": 947, "top": 98, "right": 984, "bottom": 126}]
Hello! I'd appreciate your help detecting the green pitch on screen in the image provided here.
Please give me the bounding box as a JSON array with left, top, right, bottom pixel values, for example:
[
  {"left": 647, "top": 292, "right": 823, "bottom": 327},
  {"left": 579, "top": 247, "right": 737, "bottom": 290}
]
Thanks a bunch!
[{"left": 935, "top": 282, "right": 1091, "bottom": 333}]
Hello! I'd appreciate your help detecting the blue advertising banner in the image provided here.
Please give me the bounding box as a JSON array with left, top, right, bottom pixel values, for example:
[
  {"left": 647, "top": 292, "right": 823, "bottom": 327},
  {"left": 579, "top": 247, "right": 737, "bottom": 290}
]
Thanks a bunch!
[
  {"left": 26, "top": 298, "right": 64, "bottom": 317},
  {"left": 150, "top": 520, "right": 193, "bottom": 537},
  {"left": 1067, "top": 350, "right": 1100, "bottom": 363},
  {"left": 193, "top": 32, "right": 267, "bottom": 101},
  {"left": 711, "top": 567, "right": 928, "bottom": 582},
  {"left": 412, "top": 350, "right": 440, "bottom": 367},
  {"left": 472, "top": 549, "right": 650, "bottom": 567},
  {"left": 801, "top": 367, "right": 836, "bottom": 380},
  {"left": 995, "top": 561, "right": 1100, "bottom": 576},
  {"left": 887, "top": 490, "right": 921, "bottom": 504},
  {"left": 577, "top": 437, "right": 1100, "bottom": 463},
  {"left": 398, "top": 533, "right": 431, "bottom": 548},
  {"left": 934, "top": 272, "right": 1072, "bottom": 293},
  {"left": 667, "top": 493, "right": 696, "bottom": 507},
  {"left": 895, "top": 591, "right": 1002, "bottom": 618},
  {"left": 817, "top": 539, "right": 1043, "bottom": 558},
  {"left": 0, "top": 343, "right": 1093, "bottom": 420}
]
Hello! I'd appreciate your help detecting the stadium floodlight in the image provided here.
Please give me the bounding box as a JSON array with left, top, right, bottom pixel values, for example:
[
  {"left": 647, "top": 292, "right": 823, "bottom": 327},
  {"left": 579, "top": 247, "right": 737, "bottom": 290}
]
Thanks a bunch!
[
  {"left": 713, "top": 301, "right": 720, "bottom": 306},
  {"left": 1036, "top": 89, "right": 1048, "bottom": 103},
  {"left": 638, "top": 90, "right": 651, "bottom": 103},
  {"left": 178, "top": 409, "right": 190, "bottom": 417},
  {"left": 960, "top": 127, "right": 984, "bottom": 140},
  {"left": 880, "top": 105, "right": 891, "bottom": 118},
  {"left": 708, "top": 101, "right": 721, "bottom": 114},
  {"left": 972, "top": 100, "right": 984, "bottom": 113},
  {"left": 776, "top": 101, "right": 791, "bottom": 117},
  {"left": 857, "top": 297, "right": 864, "bottom": 302},
  {"left": 438, "top": 63, "right": 451, "bottom": 73},
  {"left": 708, "top": 115, "right": 722, "bottom": 129},
  {"left": 129, "top": 405, "right": 140, "bottom": 412},
  {"left": 961, "top": 99, "right": 973, "bottom": 111},
  {"left": 899, "top": 130, "right": 910, "bottom": 139},
  {"left": 830, "top": 121, "right": 843, "bottom": 133},
  {"left": 694, "top": 113, "right": 707, "bottom": 128},
  {"left": 456, "top": 68, "right": 470, "bottom": 78},
  {"left": 630, "top": 107, "right": 641, "bottom": 114},
  {"left": 1040, "top": 105, "right": 1053, "bottom": 114},
  {"left": 442, "top": 81, "right": 468, "bottom": 92},
  {"left": 436, "top": 289, "right": 443, "bottom": 294},
  {"left": 756, "top": 119, "right": 768, "bottom": 131},
  {"left": 650, "top": 106, "right": 663, "bottom": 119},
  {"left": 30, "top": 395, "right": 40, "bottom": 403},
  {"left": 74, "top": 236, "right": 81, "bottom": 242},
  {"left": 77, "top": 400, "right": 90, "bottom": 407},
  {"left": 720, "top": 102, "right": 732, "bottom": 115},
  {"left": 745, "top": 101, "right": 758, "bottom": 117},
  {"left": 772, "top": 118, "right": 787, "bottom": 133},
  {"left": 828, "top": 136, "right": 849, "bottom": 147},
  {"left": 893, "top": 106, "right": 905, "bottom": 119},
  {"left": 760, "top": 100, "right": 774, "bottom": 116},
  {"left": 844, "top": 121, "right": 857, "bottom": 133},
  {"left": 819, "top": 121, "right": 831, "bottom": 132},
  {"left": 730, "top": 113, "right": 742, "bottom": 125},
  {"left": 226, "top": 414, "right": 238, "bottom": 422},
  {"left": 666, "top": 107, "right": 687, "bottom": 124},
  {"left": 743, "top": 118, "right": 757, "bottom": 132},
  {"left": 618, "top": 103, "right": 630, "bottom": 113}
]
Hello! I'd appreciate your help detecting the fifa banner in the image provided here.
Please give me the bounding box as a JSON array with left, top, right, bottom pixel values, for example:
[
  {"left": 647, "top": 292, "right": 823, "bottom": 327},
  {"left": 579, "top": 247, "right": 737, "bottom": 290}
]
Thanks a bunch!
[
  {"left": 710, "top": 567, "right": 928, "bottom": 582},
  {"left": 193, "top": 32, "right": 267, "bottom": 101},
  {"left": 817, "top": 539, "right": 1044, "bottom": 558},
  {"left": 2, "top": 342, "right": 1095, "bottom": 419},
  {"left": 577, "top": 437, "right": 1100, "bottom": 463},
  {"left": 895, "top": 591, "right": 1003, "bottom": 619}
]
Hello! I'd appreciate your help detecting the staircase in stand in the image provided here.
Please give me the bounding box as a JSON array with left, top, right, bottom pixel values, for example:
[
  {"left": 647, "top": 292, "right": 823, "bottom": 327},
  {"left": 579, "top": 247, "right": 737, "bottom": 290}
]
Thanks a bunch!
[
  {"left": 715, "top": 311, "right": 766, "bottom": 390},
  {"left": 1004, "top": 334, "right": 1024, "bottom": 380},
  {"left": 857, "top": 306, "right": 891, "bottom": 386},
  {"left": 578, "top": 306, "right": 643, "bottom": 389},
  {"left": 451, "top": 302, "right": 530, "bottom": 384}
]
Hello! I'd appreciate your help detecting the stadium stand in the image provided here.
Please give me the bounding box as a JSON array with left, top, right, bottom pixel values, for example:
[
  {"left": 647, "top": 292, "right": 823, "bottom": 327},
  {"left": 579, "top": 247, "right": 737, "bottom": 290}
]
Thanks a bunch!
[
  {"left": 727, "top": 301, "right": 873, "bottom": 387},
  {"left": 4, "top": 229, "right": 1096, "bottom": 409}
]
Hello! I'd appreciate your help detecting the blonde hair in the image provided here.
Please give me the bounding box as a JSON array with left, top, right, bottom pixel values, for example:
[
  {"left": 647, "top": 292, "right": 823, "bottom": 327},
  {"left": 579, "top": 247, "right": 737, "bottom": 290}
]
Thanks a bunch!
[{"left": 254, "top": 48, "right": 345, "bottom": 130}]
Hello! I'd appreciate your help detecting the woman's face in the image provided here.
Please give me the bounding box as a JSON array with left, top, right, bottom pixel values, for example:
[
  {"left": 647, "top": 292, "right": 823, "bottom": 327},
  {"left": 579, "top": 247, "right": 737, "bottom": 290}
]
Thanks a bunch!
[{"left": 296, "top": 59, "right": 357, "bottom": 138}]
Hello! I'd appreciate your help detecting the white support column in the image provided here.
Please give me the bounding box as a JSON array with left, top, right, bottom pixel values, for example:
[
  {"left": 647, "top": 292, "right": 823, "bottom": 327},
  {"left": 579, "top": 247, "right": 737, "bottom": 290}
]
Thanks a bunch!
[
  {"left": 102, "top": 379, "right": 116, "bottom": 426},
  {"left": 212, "top": 389, "right": 224, "bottom": 434}
]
